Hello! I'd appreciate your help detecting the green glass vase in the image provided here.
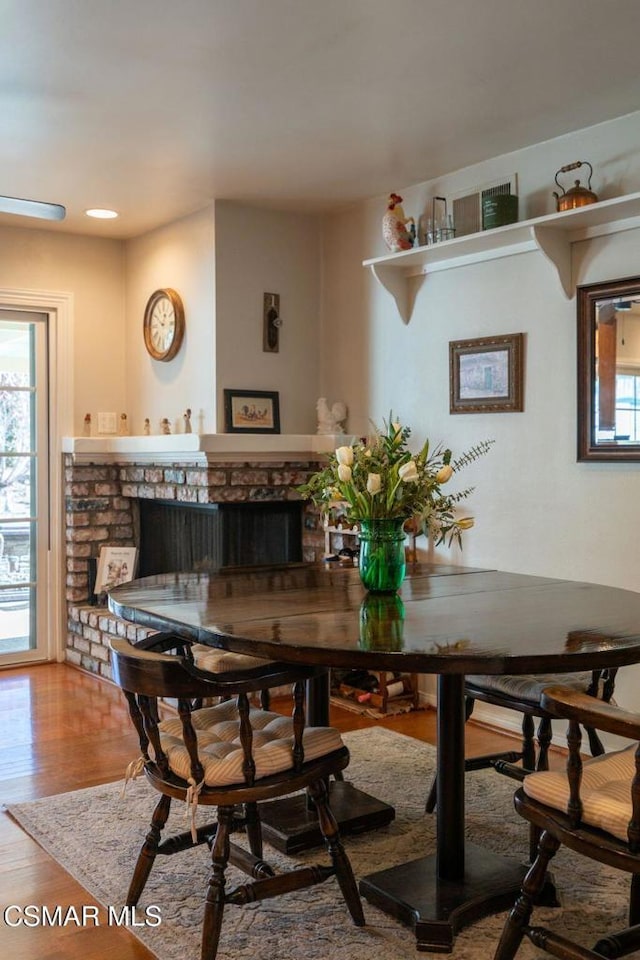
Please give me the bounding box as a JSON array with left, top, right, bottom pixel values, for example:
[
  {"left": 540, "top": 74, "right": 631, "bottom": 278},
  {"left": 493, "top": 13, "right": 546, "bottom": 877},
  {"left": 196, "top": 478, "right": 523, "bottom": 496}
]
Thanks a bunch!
[{"left": 357, "top": 517, "right": 407, "bottom": 593}]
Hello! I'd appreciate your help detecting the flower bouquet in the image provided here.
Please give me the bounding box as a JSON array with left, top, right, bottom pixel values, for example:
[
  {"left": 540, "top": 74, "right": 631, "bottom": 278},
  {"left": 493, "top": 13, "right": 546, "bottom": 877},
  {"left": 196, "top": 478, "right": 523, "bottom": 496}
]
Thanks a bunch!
[{"left": 298, "top": 417, "right": 492, "bottom": 592}]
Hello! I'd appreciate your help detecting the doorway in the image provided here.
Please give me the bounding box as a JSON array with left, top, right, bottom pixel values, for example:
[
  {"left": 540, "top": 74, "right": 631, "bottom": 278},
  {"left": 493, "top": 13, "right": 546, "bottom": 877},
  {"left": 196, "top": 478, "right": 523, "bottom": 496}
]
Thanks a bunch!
[{"left": 0, "top": 310, "right": 49, "bottom": 664}]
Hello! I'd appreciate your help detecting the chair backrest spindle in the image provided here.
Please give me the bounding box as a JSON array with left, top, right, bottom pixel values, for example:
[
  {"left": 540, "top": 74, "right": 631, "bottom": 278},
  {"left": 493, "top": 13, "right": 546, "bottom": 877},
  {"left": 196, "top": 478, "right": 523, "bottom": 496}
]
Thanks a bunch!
[
  {"left": 292, "top": 679, "right": 306, "bottom": 770},
  {"left": 237, "top": 692, "right": 256, "bottom": 786},
  {"left": 178, "top": 697, "right": 205, "bottom": 784}
]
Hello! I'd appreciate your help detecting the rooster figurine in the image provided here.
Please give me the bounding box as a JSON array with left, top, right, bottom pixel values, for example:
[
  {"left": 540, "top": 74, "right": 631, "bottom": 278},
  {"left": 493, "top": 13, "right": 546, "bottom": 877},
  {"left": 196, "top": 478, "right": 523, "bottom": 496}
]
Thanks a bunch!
[{"left": 382, "top": 193, "right": 415, "bottom": 252}]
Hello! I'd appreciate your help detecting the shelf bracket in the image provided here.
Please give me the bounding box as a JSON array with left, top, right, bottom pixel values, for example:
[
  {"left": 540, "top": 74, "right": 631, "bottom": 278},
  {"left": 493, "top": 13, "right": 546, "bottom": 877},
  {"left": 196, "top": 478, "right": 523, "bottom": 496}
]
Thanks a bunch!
[
  {"left": 530, "top": 225, "right": 573, "bottom": 299},
  {"left": 369, "top": 263, "right": 421, "bottom": 325}
]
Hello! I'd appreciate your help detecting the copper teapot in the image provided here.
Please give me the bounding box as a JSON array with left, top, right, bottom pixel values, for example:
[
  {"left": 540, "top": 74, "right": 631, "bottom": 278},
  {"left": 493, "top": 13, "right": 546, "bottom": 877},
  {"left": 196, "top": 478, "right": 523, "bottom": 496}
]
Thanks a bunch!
[{"left": 553, "top": 161, "right": 598, "bottom": 211}]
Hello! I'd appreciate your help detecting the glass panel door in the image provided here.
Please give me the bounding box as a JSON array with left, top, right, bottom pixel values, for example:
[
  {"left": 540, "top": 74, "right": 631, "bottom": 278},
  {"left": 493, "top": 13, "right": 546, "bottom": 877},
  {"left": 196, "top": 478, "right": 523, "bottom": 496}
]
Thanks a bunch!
[{"left": 0, "top": 311, "right": 48, "bottom": 664}]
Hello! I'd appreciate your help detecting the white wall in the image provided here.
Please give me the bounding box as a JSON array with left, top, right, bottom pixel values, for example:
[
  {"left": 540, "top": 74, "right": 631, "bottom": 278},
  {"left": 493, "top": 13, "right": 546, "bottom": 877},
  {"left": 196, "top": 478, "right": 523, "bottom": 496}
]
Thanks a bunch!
[
  {"left": 0, "top": 224, "right": 125, "bottom": 431},
  {"left": 214, "top": 202, "right": 321, "bottom": 434},
  {"left": 124, "top": 206, "right": 216, "bottom": 435},
  {"left": 320, "top": 109, "right": 640, "bottom": 733}
]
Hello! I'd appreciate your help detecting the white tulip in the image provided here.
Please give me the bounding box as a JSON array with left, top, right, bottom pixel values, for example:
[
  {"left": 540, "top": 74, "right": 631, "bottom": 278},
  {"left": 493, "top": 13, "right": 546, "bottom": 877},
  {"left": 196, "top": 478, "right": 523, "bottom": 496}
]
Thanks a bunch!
[
  {"left": 436, "top": 464, "right": 453, "bottom": 484},
  {"left": 337, "top": 463, "right": 352, "bottom": 483},
  {"left": 398, "top": 460, "right": 418, "bottom": 482},
  {"left": 336, "top": 445, "right": 354, "bottom": 466},
  {"left": 367, "top": 473, "right": 381, "bottom": 494}
]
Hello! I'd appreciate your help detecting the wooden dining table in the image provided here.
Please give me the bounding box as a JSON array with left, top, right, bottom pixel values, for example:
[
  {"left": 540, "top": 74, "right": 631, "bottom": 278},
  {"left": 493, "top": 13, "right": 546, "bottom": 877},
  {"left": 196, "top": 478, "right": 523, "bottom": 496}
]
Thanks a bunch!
[{"left": 109, "top": 562, "right": 640, "bottom": 953}]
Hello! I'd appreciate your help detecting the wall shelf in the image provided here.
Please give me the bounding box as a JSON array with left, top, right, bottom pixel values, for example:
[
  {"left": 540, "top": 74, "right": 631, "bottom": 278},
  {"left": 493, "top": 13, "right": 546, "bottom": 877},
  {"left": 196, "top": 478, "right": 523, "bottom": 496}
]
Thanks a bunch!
[{"left": 363, "top": 192, "right": 640, "bottom": 323}]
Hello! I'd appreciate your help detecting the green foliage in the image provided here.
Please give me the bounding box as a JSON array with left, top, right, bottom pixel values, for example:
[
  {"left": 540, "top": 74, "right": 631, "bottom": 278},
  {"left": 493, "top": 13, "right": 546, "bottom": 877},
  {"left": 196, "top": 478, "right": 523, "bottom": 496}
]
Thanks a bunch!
[{"left": 298, "top": 416, "right": 493, "bottom": 548}]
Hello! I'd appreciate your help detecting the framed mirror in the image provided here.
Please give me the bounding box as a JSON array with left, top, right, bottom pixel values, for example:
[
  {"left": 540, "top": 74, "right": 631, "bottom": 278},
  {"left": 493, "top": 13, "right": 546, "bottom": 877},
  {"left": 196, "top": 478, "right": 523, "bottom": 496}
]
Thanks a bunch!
[{"left": 578, "top": 275, "right": 640, "bottom": 461}]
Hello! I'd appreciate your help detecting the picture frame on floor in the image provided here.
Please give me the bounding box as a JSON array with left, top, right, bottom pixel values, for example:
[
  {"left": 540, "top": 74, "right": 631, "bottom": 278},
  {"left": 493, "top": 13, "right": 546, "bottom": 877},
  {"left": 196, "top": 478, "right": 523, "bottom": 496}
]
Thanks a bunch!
[{"left": 94, "top": 546, "right": 138, "bottom": 597}]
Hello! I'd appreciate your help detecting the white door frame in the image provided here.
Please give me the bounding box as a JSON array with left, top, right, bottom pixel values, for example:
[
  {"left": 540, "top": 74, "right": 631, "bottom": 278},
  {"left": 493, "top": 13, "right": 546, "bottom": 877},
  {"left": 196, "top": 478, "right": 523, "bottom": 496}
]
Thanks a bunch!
[{"left": 0, "top": 287, "right": 73, "bottom": 663}]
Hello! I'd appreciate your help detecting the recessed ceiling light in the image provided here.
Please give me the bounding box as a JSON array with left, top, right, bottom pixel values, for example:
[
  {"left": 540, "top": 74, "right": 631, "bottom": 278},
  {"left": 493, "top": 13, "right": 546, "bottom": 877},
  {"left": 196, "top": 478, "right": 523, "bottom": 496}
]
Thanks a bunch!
[{"left": 85, "top": 208, "right": 119, "bottom": 219}]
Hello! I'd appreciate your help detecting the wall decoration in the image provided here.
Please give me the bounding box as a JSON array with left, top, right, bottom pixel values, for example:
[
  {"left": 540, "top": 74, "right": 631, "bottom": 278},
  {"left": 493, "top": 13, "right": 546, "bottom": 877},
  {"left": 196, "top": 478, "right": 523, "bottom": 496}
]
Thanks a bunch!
[
  {"left": 263, "top": 292, "right": 281, "bottom": 352},
  {"left": 224, "top": 389, "right": 281, "bottom": 434},
  {"left": 449, "top": 333, "right": 524, "bottom": 413},
  {"left": 143, "top": 288, "right": 185, "bottom": 361},
  {"left": 577, "top": 275, "right": 640, "bottom": 461}
]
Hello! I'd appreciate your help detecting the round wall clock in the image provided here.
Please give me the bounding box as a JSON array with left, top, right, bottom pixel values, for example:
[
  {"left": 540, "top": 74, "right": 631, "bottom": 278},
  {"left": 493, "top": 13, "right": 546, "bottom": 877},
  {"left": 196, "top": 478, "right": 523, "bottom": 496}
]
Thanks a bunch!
[{"left": 143, "top": 288, "right": 185, "bottom": 361}]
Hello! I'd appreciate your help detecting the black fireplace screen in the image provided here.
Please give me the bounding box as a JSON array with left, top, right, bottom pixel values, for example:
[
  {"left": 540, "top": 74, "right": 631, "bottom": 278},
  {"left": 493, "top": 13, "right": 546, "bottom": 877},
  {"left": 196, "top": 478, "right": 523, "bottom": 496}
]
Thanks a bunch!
[{"left": 138, "top": 500, "right": 303, "bottom": 576}]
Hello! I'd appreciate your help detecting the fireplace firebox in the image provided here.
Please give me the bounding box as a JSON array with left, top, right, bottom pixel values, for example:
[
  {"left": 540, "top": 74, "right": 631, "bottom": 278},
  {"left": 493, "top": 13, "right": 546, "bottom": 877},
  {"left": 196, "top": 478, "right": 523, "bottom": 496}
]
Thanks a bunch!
[{"left": 138, "top": 499, "right": 303, "bottom": 576}]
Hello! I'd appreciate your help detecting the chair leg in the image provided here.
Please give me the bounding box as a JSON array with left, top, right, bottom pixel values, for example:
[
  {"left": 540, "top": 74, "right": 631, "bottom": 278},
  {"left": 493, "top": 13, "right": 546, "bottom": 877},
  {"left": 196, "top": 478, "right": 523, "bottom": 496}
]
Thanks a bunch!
[
  {"left": 243, "top": 802, "right": 262, "bottom": 859},
  {"left": 630, "top": 873, "right": 640, "bottom": 926},
  {"left": 202, "top": 806, "right": 233, "bottom": 960},
  {"left": 127, "top": 794, "right": 172, "bottom": 906},
  {"left": 307, "top": 778, "right": 365, "bottom": 927},
  {"left": 493, "top": 829, "right": 560, "bottom": 960},
  {"left": 425, "top": 695, "right": 475, "bottom": 813}
]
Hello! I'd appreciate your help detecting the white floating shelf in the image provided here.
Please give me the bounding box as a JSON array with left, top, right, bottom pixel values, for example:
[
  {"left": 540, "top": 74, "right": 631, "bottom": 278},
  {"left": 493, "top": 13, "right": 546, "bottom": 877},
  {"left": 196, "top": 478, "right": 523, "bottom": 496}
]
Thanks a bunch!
[{"left": 363, "top": 192, "right": 640, "bottom": 323}]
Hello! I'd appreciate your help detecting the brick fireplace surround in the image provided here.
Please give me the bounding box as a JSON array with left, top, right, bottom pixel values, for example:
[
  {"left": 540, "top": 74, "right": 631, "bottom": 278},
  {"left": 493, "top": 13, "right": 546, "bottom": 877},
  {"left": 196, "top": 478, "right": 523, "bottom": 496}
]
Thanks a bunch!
[{"left": 63, "top": 435, "right": 336, "bottom": 678}]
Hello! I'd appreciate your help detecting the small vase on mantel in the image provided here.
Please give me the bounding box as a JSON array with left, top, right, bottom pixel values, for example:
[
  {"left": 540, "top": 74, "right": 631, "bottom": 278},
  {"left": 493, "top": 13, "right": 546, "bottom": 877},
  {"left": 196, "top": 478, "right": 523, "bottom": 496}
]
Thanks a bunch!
[{"left": 357, "top": 517, "right": 407, "bottom": 593}]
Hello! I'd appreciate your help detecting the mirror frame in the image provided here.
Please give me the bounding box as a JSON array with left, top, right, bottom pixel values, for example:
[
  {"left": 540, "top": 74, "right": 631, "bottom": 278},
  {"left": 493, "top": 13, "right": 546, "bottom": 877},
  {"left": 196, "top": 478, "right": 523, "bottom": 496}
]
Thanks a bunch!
[{"left": 577, "top": 275, "right": 640, "bottom": 462}]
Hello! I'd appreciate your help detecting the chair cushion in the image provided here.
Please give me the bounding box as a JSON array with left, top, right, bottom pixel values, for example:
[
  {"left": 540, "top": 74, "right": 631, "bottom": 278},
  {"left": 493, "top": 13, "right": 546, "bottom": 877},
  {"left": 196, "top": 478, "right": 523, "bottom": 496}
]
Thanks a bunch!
[
  {"left": 466, "top": 672, "right": 596, "bottom": 706},
  {"left": 190, "top": 643, "right": 274, "bottom": 673},
  {"left": 158, "top": 699, "right": 344, "bottom": 787},
  {"left": 523, "top": 742, "right": 638, "bottom": 842}
]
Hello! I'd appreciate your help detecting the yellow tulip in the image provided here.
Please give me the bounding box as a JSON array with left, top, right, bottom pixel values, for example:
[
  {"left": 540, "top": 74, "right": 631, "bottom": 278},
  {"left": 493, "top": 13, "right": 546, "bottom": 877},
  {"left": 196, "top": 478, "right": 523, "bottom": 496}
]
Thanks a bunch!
[
  {"left": 456, "top": 517, "right": 475, "bottom": 530},
  {"left": 436, "top": 464, "right": 453, "bottom": 484}
]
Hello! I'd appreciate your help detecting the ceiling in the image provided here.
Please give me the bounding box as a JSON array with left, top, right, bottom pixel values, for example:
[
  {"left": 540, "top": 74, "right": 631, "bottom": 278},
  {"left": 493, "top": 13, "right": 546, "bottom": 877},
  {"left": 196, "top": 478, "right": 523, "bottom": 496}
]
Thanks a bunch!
[{"left": 3, "top": 0, "right": 640, "bottom": 239}]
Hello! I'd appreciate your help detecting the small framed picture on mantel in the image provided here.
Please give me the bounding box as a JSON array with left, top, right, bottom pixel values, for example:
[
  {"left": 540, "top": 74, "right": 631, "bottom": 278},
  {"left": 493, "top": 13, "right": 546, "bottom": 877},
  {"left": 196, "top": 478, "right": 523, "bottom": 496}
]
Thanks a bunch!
[{"left": 223, "top": 389, "right": 281, "bottom": 434}]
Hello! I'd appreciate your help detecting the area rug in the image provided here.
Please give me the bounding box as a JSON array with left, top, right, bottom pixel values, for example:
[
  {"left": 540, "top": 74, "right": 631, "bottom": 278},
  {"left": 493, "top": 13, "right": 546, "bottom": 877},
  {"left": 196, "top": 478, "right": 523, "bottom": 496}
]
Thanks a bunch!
[{"left": 5, "top": 728, "right": 631, "bottom": 960}]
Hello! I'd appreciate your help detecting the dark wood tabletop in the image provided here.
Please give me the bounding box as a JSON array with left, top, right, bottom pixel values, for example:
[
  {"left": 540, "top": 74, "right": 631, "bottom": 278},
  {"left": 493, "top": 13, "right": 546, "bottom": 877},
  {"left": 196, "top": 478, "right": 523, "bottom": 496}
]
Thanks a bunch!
[
  {"left": 109, "top": 562, "right": 640, "bottom": 675},
  {"left": 109, "top": 562, "right": 640, "bottom": 953}
]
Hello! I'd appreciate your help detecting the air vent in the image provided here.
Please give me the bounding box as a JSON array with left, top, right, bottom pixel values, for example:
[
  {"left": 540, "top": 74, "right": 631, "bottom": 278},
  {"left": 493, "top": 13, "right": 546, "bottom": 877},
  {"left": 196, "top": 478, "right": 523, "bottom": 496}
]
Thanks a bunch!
[{"left": 452, "top": 174, "right": 518, "bottom": 238}]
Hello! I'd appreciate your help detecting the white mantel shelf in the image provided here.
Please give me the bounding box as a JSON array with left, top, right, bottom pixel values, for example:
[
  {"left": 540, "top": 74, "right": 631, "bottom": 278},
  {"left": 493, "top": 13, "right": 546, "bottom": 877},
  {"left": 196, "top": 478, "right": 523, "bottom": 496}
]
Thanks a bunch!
[
  {"left": 62, "top": 433, "right": 351, "bottom": 464},
  {"left": 364, "top": 191, "right": 640, "bottom": 323}
]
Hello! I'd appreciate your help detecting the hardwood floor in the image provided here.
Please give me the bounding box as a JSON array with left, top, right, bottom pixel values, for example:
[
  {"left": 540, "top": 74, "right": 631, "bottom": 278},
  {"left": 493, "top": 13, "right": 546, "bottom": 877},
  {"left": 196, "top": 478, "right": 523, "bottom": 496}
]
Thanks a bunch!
[{"left": 0, "top": 662, "right": 523, "bottom": 959}]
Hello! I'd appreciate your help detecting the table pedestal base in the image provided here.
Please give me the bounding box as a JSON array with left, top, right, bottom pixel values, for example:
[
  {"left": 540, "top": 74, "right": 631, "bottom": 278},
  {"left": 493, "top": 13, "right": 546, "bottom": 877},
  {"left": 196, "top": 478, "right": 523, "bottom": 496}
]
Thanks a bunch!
[
  {"left": 258, "top": 780, "right": 395, "bottom": 854},
  {"left": 359, "top": 841, "right": 559, "bottom": 953}
]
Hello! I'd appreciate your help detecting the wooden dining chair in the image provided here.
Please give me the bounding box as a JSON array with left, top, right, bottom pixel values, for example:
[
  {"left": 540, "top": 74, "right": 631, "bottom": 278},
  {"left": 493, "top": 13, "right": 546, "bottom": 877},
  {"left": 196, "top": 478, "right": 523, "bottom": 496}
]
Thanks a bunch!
[
  {"left": 426, "top": 668, "right": 617, "bottom": 801},
  {"left": 110, "top": 632, "right": 364, "bottom": 960},
  {"left": 425, "top": 668, "right": 618, "bottom": 861},
  {"left": 493, "top": 683, "right": 640, "bottom": 960}
]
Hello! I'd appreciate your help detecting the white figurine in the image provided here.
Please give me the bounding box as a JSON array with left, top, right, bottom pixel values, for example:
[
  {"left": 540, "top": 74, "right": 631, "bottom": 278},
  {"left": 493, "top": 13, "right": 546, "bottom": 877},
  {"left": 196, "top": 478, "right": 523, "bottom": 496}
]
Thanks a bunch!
[
  {"left": 118, "top": 413, "right": 129, "bottom": 436},
  {"left": 83, "top": 413, "right": 91, "bottom": 437},
  {"left": 161, "top": 417, "right": 171, "bottom": 435},
  {"left": 143, "top": 418, "right": 150, "bottom": 436},
  {"left": 316, "top": 398, "right": 348, "bottom": 435},
  {"left": 184, "top": 408, "right": 192, "bottom": 433}
]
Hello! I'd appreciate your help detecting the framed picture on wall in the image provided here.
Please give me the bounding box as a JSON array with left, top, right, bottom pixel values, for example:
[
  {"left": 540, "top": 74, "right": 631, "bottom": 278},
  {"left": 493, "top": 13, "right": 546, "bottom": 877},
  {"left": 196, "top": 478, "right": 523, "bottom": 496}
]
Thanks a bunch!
[
  {"left": 223, "top": 389, "right": 281, "bottom": 434},
  {"left": 449, "top": 333, "right": 524, "bottom": 413}
]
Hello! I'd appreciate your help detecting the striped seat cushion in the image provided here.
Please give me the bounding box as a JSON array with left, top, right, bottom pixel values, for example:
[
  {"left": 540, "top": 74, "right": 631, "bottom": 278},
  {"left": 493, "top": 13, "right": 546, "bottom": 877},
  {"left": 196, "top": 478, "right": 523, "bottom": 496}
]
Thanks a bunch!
[
  {"left": 190, "top": 643, "right": 274, "bottom": 673},
  {"left": 158, "top": 699, "right": 344, "bottom": 787},
  {"left": 467, "top": 672, "right": 595, "bottom": 706},
  {"left": 523, "top": 742, "right": 638, "bottom": 842}
]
